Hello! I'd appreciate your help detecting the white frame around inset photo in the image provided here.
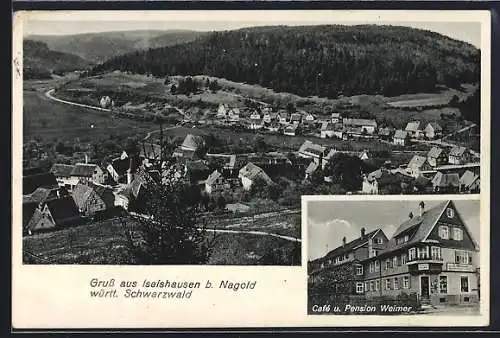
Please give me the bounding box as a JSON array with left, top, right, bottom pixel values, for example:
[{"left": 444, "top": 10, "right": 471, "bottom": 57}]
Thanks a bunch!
[{"left": 302, "top": 194, "right": 488, "bottom": 326}]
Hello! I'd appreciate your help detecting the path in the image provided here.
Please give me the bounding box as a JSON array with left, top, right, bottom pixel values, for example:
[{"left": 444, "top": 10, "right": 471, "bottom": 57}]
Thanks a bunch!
[
  {"left": 45, "top": 89, "right": 111, "bottom": 112},
  {"left": 440, "top": 123, "right": 478, "bottom": 141}
]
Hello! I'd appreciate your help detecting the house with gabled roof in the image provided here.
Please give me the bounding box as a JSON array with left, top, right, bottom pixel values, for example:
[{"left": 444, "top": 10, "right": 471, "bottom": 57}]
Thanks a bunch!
[
  {"left": 431, "top": 172, "right": 460, "bottom": 193},
  {"left": 298, "top": 141, "right": 327, "bottom": 163},
  {"left": 393, "top": 130, "right": 409, "bottom": 146},
  {"left": 205, "top": 170, "right": 230, "bottom": 195},
  {"left": 424, "top": 122, "right": 443, "bottom": 139},
  {"left": 407, "top": 155, "right": 433, "bottom": 178},
  {"left": 320, "top": 122, "right": 343, "bottom": 139},
  {"left": 238, "top": 162, "right": 274, "bottom": 190},
  {"left": 448, "top": 146, "right": 471, "bottom": 165},
  {"left": 25, "top": 196, "right": 81, "bottom": 235},
  {"left": 50, "top": 164, "right": 78, "bottom": 190},
  {"left": 23, "top": 173, "right": 59, "bottom": 195},
  {"left": 361, "top": 201, "right": 479, "bottom": 306},
  {"left": 343, "top": 118, "right": 377, "bottom": 134},
  {"left": 459, "top": 170, "right": 480, "bottom": 193},
  {"left": 283, "top": 124, "right": 298, "bottom": 136},
  {"left": 70, "top": 163, "right": 107, "bottom": 185},
  {"left": 427, "top": 146, "right": 448, "bottom": 167},
  {"left": 405, "top": 121, "right": 424, "bottom": 138},
  {"left": 71, "top": 182, "right": 115, "bottom": 216}
]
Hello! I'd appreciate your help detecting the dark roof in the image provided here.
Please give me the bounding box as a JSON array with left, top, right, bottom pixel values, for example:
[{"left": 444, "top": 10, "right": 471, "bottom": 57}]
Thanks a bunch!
[
  {"left": 109, "top": 157, "right": 129, "bottom": 176},
  {"left": 46, "top": 196, "right": 81, "bottom": 223},
  {"left": 23, "top": 173, "right": 58, "bottom": 195},
  {"left": 186, "top": 161, "right": 210, "bottom": 172},
  {"left": 322, "top": 229, "right": 381, "bottom": 260},
  {"left": 50, "top": 164, "right": 75, "bottom": 178},
  {"left": 72, "top": 182, "right": 113, "bottom": 208},
  {"left": 26, "top": 187, "right": 64, "bottom": 204},
  {"left": 427, "top": 146, "right": 444, "bottom": 159},
  {"left": 23, "top": 167, "right": 44, "bottom": 176},
  {"left": 238, "top": 162, "right": 273, "bottom": 184},
  {"left": 70, "top": 163, "right": 99, "bottom": 177},
  {"left": 140, "top": 143, "right": 162, "bottom": 160},
  {"left": 432, "top": 172, "right": 460, "bottom": 187},
  {"left": 205, "top": 170, "right": 222, "bottom": 186},
  {"left": 381, "top": 201, "right": 449, "bottom": 254},
  {"left": 23, "top": 202, "right": 38, "bottom": 228}
]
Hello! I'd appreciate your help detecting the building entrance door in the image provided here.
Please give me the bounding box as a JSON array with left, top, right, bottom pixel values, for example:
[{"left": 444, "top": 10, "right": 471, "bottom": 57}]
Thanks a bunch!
[{"left": 420, "top": 276, "right": 430, "bottom": 299}]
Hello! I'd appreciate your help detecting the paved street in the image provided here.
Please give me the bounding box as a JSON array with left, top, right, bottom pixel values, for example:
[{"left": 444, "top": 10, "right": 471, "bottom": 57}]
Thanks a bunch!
[{"left": 420, "top": 303, "right": 480, "bottom": 316}]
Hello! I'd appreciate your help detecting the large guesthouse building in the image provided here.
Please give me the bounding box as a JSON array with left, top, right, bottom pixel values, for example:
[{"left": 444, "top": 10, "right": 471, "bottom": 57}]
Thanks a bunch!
[{"left": 308, "top": 200, "right": 479, "bottom": 306}]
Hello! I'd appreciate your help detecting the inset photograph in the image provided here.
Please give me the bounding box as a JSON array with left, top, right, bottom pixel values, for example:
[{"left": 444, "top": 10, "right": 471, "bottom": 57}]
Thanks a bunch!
[{"left": 307, "top": 198, "right": 481, "bottom": 315}]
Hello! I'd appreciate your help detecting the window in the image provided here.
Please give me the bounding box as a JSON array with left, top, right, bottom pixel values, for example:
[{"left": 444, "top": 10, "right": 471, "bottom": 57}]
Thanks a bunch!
[
  {"left": 404, "top": 235, "right": 409, "bottom": 242},
  {"left": 461, "top": 276, "right": 469, "bottom": 293},
  {"left": 439, "top": 276, "right": 448, "bottom": 294},
  {"left": 409, "top": 248, "right": 416, "bottom": 261},
  {"left": 356, "top": 265, "right": 363, "bottom": 276},
  {"left": 365, "top": 282, "right": 369, "bottom": 292},
  {"left": 375, "top": 280, "right": 380, "bottom": 291},
  {"left": 439, "top": 225, "right": 450, "bottom": 239},
  {"left": 446, "top": 208, "right": 455, "bottom": 218},
  {"left": 401, "top": 253, "right": 407, "bottom": 265},
  {"left": 356, "top": 282, "right": 364, "bottom": 294},
  {"left": 369, "top": 262, "right": 374, "bottom": 273},
  {"left": 385, "top": 259, "right": 392, "bottom": 270},
  {"left": 374, "top": 260, "right": 380, "bottom": 271},
  {"left": 385, "top": 279, "right": 392, "bottom": 290},
  {"left": 403, "top": 276, "right": 409, "bottom": 289},
  {"left": 375, "top": 237, "right": 383, "bottom": 245},
  {"left": 393, "top": 256, "right": 398, "bottom": 267},
  {"left": 417, "top": 246, "right": 429, "bottom": 259},
  {"left": 370, "top": 281, "right": 374, "bottom": 292},
  {"left": 431, "top": 246, "right": 442, "bottom": 260},
  {"left": 456, "top": 251, "right": 472, "bottom": 265},
  {"left": 453, "top": 228, "right": 463, "bottom": 241},
  {"left": 370, "top": 249, "right": 378, "bottom": 257},
  {"left": 394, "top": 277, "right": 399, "bottom": 290}
]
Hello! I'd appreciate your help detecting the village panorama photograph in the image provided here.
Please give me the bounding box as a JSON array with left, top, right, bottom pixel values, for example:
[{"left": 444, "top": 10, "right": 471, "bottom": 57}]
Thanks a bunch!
[
  {"left": 19, "top": 11, "right": 482, "bottom": 265},
  {"left": 307, "top": 199, "right": 481, "bottom": 316}
]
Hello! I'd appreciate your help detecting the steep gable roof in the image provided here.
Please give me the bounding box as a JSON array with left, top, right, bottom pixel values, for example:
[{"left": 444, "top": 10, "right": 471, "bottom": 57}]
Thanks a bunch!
[
  {"left": 394, "top": 130, "right": 408, "bottom": 139},
  {"left": 239, "top": 162, "right": 273, "bottom": 184},
  {"left": 140, "top": 143, "right": 162, "bottom": 160},
  {"left": 205, "top": 170, "right": 222, "bottom": 186},
  {"left": 426, "top": 122, "right": 442, "bottom": 131},
  {"left": 70, "top": 163, "right": 99, "bottom": 177},
  {"left": 343, "top": 118, "right": 377, "bottom": 127},
  {"left": 323, "top": 229, "right": 382, "bottom": 260},
  {"left": 46, "top": 196, "right": 81, "bottom": 223},
  {"left": 427, "top": 146, "right": 444, "bottom": 159},
  {"left": 381, "top": 201, "right": 450, "bottom": 254},
  {"left": 449, "top": 146, "right": 467, "bottom": 157},
  {"left": 305, "top": 161, "right": 320, "bottom": 175},
  {"left": 408, "top": 155, "right": 428, "bottom": 169},
  {"left": 405, "top": 121, "right": 422, "bottom": 132},
  {"left": 298, "top": 141, "right": 326, "bottom": 156},
  {"left": 23, "top": 201, "right": 38, "bottom": 228},
  {"left": 109, "top": 157, "right": 129, "bottom": 176},
  {"left": 432, "top": 172, "right": 460, "bottom": 188},
  {"left": 23, "top": 173, "right": 58, "bottom": 195},
  {"left": 460, "top": 170, "right": 479, "bottom": 188}
]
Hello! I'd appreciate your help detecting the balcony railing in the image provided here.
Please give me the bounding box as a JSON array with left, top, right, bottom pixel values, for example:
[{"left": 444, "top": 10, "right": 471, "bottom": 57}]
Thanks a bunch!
[{"left": 407, "top": 256, "right": 443, "bottom": 263}]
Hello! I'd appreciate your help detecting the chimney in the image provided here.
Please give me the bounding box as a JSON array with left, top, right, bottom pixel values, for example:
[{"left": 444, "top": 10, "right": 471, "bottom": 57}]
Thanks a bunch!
[
  {"left": 127, "top": 156, "right": 135, "bottom": 185},
  {"left": 361, "top": 227, "right": 366, "bottom": 238},
  {"left": 409, "top": 211, "right": 414, "bottom": 219},
  {"left": 419, "top": 201, "right": 425, "bottom": 217},
  {"left": 342, "top": 236, "right": 346, "bottom": 247}
]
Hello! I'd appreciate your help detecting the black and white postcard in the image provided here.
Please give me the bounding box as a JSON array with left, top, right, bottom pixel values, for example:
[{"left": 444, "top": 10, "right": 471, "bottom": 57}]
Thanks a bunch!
[{"left": 12, "top": 9, "right": 490, "bottom": 328}]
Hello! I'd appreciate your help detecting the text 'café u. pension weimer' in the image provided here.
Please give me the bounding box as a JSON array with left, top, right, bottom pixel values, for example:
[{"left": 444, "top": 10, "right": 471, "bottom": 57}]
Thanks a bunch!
[{"left": 308, "top": 200, "right": 479, "bottom": 306}]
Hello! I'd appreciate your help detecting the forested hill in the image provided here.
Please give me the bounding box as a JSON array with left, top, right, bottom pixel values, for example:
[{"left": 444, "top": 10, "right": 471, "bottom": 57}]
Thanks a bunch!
[
  {"left": 90, "top": 25, "right": 480, "bottom": 98},
  {"left": 23, "top": 39, "right": 94, "bottom": 79}
]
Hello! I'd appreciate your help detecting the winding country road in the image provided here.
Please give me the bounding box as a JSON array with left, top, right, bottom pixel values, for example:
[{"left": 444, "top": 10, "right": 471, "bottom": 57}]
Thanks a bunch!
[{"left": 45, "top": 88, "right": 111, "bottom": 112}]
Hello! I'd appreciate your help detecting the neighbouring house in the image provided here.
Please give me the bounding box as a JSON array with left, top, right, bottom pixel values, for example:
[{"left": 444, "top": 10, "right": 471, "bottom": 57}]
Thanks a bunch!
[
  {"left": 298, "top": 141, "right": 327, "bottom": 163},
  {"left": 238, "top": 162, "right": 274, "bottom": 190},
  {"left": 107, "top": 157, "right": 130, "bottom": 184},
  {"left": 24, "top": 186, "right": 69, "bottom": 205},
  {"left": 331, "top": 113, "right": 341, "bottom": 124},
  {"left": 362, "top": 173, "right": 379, "bottom": 194},
  {"left": 250, "top": 111, "right": 262, "bottom": 121},
  {"left": 393, "top": 130, "right": 409, "bottom": 146},
  {"left": 424, "top": 122, "right": 443, "bottom": 139},
  {"left": 405, "top": 121, "right": 423, "bottom": 139},
  {"left": 407, "top": 155, "right": 433, "bottom": 178},
  {"left": 266, "top": 123, "right": 280, "bottom": 133},
  {"left": 23, "top": 172, "right": 59, "bottom": 195},
  {"left": 71, "top": 182, "right": 115, "bottom": 216},
  {"left": 181, "top": 134, "right": 205, "bottom": 152},
  {"left": 283, "top": 124, "right": 298, "bottom": 136},
  {"left": 304, "top": 113, "right": 316, "bottom": 122},
  {"left": 263, "top": 113, "right": 272, "bottom": 124},
  {"left": 277, "top": 112, "right": 289, "bottom": 124},
  {"left": 320, "top": 122, "right": 337, "bottom": 139},
  {"left": 427, "top": 147, "right": 448, "bottom": 167},
  {"left": 304, "top": 161, "right": 320, "bottom": 180},
  {"left": 358, "top": 150, "right": 370, "bottom": 161},
  {"left": 205, "top": 170, "right": 230, "bottom": 195},
  {"left": 184, "top": 161, "right": 211, "bottom": 183},
  {"left": 449, "top": 146, "right": 471, "bottom": 165},
  {"left": 226, "top": 202, "right": 251, "bottom": 213},
  {"left": 322, "top": 148, "right": 338, "bottom": 169},
  {"left": 249, "top": 121, "right": 265, "bottom": 130},
  {"left": 343, "top": 118, "right": 378, "bottom": 134},
  {"left": 100, "top": 95, "right": 112, "bottom": 108},
  {"left": 459, "top": 170, "right": 480, "bottom": 193},
  {"left": 23, "top": 201, "right": 38, "bottom": 234},
  {"left": 50, "top": 164, "right": 78, "bottom": 190},
  {"left": 308, "top": 228, "right": 389, "bottom": 295},
  {"left": 25, "top": 196, "right": 81, "bottom": 234},
  {"left": 139, "top": 142, "right": 162, "bottom": 163},
  {"left": 70, "top": 163, "right": 107, "bottom": 185},
  {"left": 290, "top": 113, "right": 302, "bottom": 125},
  {"left": 217, "top": 104, "right": 228, "bottom": 118},
  {"left": 377, "top": 127, "right": 394, "bottom": 141},
  {"left": 115, "top": 169, "right": 152, "bottom": 211},
  {"left": 431, "top": 172, "right": 460, "bottom": 193}
]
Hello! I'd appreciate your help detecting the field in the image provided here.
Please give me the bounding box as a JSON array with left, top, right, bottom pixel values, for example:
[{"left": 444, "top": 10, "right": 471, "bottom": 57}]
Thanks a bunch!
[
  {"left": 23, "top": 87, "right": 157, "bottom": 143},
  {"left": 23, "top": 212, "right": 301, "bottom": 265}
]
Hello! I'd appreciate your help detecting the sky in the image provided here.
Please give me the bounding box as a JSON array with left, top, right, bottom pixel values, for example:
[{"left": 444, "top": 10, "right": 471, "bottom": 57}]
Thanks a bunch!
[
  {"left": 307, "top": 199, "right": 481, "bottom": 261},
  {"left": 21, "top": 11, "right": 483, "bottom": 48}
]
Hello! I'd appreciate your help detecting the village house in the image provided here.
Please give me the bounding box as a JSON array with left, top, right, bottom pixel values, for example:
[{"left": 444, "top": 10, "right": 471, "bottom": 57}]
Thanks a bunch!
[
  {"left": 24, "top": 186, "right": 69, "bottom": 205},
  {"left": 320, "top": 122, "right": 342, "bottom": 139},
  {"left": 311, "top": 201, "right": 480, "bottom": 307},
  {"left": 262, "top": 113, "right": 272, "bottom": 124},
  {"left": 23, "top": 172, "right": 59, "bottom": 195},
  {"left": 304, "top": 161, "right": 320, "bottom": 181},
  {"left": 238, "top": 162, "right": 274, "bottom": 190},
  {"left": 407, "top": 155, "right": 433, "bottom": 178},
  {"left": 298, "top": 140, "right": 328, "bottom": 164},
  {"left": 71, "top": 182, "right": 115, "bottom": 217},
  {"left": 205, "top": 170, "right": 230, "bottom": 195},
  {"left": 393, "top": 130, "right": 409, "bottom": 146},
  {"left": 308, "top": 228, "right": 389, "bottom": 295},
  {"left": 448, "top": 146, "right": 471, "bottom": 165},
  {"left": 25, "top": 196, "right": 81, "bottom": 235},
  {"left": 266, "top": 123, "right": 280, "bottom": 133},
  {"left": 362, "top": 201, "right": 479, "bottom": 306},
  {"left": 184, "top": 161, "right": 211, "bottom": 184},
  {"left": 427, "top": 147, "right": 448, "bottom": 167},
  {"left": 331, "top": 113, "right": 341, "bottom": 124},
  {"left": 50, "top": 164, "right": 78, "bottom": 191},
  {"left": 424, "top": 122, "right": 443, "bottom": 139},
  {"left": 70, "top": 163, "right": 107, "bottom": 185},
  {"left": 405, "top": 121, "right": 424, "bottom": 139},
  {"left": 277, "top": 111, "right": 289, "bottom": 124},
  {"left": 174, "top": 134, "right": 205, "bottom": 158},
  {"left": 290, "top": 113, "right": 302, "bottom": 125},
  {"left": 459, "top": 170, "right": 480, "bottom": 193},
  {"left": 304, "top": 112, "right": 316, "bottom": 123},
  {"left": 343, "top": 118, "right": 378, "bottom": 134},
  {"left": 249, "top": 121, "right": 265, "bottom": 130},
  {"left": 217, "top": 104, "right": 228, "bottom": 118},
  {"left": 283, "top": 124, "right": 298, "bottom": 136},
  {"left": 115, "top": 169, "right": 152, "bottom": 211},
  {"left": 107, "top": 156, "right": 130, "bottom": 183},
  {"left": 431, "top": 172, "right": 460, "bottom": 193},
  {"left": 361, "top": 173, "right": 379, "bottom": 194},
  {"left": 377, "top": 127, "right": 394, "bottom": 141},
  {"left": 250, "top": 111, "right": 262, "bottom": 121},
  {"left": 139, "top": 142, "right": 162, "bottom": 164}
]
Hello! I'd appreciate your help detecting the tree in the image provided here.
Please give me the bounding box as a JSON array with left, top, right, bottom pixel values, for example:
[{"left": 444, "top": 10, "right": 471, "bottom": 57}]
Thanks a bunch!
[{"left": 123, "top": 174, "right": 216, "bottom": 265}]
